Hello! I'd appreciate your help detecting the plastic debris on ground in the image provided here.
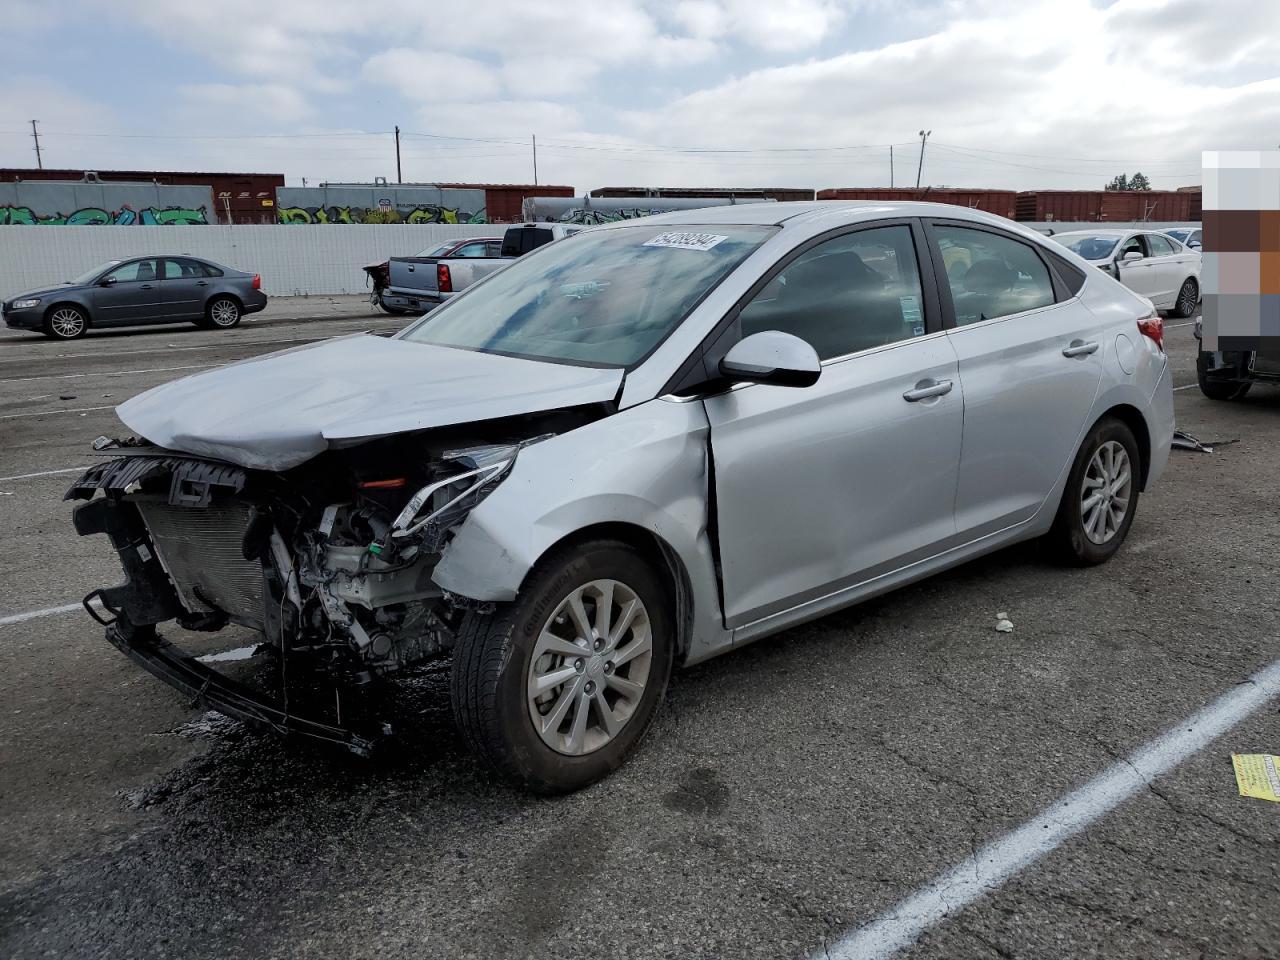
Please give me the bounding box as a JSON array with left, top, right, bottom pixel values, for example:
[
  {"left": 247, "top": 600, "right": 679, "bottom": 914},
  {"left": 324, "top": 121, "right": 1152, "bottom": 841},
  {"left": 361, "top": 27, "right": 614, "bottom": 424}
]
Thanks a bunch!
[
  {"left": 1231, "top": 754, "right": 1280, "bottom": 803},
  {"left": 1171, "top": 429, "right": 1240, "bottom": 454},
  {"left": 995, "top": 612, "right": 1014, "bottom": 633}
]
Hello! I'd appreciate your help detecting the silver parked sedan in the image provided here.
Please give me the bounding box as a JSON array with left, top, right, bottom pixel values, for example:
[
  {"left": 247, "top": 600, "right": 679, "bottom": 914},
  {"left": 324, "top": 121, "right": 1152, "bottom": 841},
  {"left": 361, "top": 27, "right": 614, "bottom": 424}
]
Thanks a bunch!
[{"left": 69, "top": 202, "right": 1174, "bottom": 792}]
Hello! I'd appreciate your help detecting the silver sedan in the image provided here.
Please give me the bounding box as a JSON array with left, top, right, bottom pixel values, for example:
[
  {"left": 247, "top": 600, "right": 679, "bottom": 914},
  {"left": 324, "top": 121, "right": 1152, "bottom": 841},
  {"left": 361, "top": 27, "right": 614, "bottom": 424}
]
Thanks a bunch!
[{"left": 71, "top": 201, "right": 1175, "bottom": 792}]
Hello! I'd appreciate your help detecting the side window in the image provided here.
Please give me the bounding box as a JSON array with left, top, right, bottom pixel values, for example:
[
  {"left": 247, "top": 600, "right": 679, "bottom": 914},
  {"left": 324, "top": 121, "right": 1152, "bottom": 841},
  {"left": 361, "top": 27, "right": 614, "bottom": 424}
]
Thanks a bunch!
[
  {"left": 1146, "top": 234, "right": 1174, "bottom": 257},
  {"left": 455, "top": 242, "right": 488, "bottom": 258},
  {"left": 1190, "top": 230, "right": 1202, "bottom": 247},
  {"left": 106, "top": 260, "right": 156, "bottom": 283},
  {"left": 486, "top": 242, "right": 503, "bottom": 257},
  {"left": 738, "top": 224, "right": 926, "bottom": 360},
  {"left": 162, "top": 258, "right": 201, "bottom": 279},
  {"left": 934, "top": 225, "right": 1055, "bottom": 326},
  {"left": 1117, "top": 235, "right": 1144, "bottom": 259},
  {"left": 200, "top": 262, "right": 224, "bottom": 277}
]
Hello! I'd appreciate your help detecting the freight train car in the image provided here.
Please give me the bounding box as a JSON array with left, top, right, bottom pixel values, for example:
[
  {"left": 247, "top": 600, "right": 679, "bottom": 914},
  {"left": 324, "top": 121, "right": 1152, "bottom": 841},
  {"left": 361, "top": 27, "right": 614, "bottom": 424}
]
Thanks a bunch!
[{"left": 1015, "top": 190, "right": 1199, "bottom": 223}]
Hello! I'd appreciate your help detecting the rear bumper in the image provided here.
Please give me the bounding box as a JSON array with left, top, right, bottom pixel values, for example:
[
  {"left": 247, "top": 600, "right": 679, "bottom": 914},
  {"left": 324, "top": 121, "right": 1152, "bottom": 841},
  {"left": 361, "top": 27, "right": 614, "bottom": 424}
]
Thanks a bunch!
[
  {"left": 385, "top": 287, "right": 449, "bottom": 311},
  {"left": 1147, "top": 361, "right": 1174, "bottom": 488},
  {"left": 242, "top": 290, "right": 268, "bottom": 314},
  {"left": 103, "top": 617, "right": 377, "bottom": 756}
]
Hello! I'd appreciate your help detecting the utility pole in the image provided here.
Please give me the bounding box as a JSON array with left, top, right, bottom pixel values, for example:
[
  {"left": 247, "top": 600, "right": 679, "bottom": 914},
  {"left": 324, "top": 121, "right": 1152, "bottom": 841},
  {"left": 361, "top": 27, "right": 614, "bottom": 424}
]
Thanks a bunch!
[
  {"left": 394, "top": 126, "right": 402, "bottom": 184},
  {"left": 915, "top": 129, "right": 931, "bottom": 190},
  {"left": 30, "top": 120, "right": 43, "bottom": 169},
  {"left": 890, "top": 145, "right": 894, "bottom": 188},
  {"left": 532, "top": 134, "right": 538, "bottom": 186}
]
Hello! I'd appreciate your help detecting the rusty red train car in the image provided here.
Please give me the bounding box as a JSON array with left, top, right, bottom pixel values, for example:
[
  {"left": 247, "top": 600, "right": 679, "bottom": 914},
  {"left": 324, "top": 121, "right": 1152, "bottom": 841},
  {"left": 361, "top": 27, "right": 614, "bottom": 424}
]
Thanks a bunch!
[
  {"left": 1014, "top": 190, "right": 1200, "bottom": 223},
  {"left": 816, "top": 187, "right": 1018, "bottom": 219}
]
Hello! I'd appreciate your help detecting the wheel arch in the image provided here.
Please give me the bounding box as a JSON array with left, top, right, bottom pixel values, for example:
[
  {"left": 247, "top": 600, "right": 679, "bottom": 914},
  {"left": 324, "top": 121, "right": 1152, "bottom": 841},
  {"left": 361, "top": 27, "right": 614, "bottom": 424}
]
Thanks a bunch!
[
  {"left": 206, "top": 291, "right": 244, "bottom": 312},
  {"left": 1093, "top": 403, "right": 1151, "bottom": 488},
  {"left": 43, "top": 300, "right": 90, "bottom": 326}
]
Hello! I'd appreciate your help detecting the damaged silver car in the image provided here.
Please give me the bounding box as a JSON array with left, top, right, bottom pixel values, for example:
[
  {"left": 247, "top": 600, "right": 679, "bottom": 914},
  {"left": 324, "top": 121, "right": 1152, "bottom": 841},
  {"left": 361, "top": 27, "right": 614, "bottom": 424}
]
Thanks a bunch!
[{"left": 69, "top": 202, "right": 1174, "bottom": 792}]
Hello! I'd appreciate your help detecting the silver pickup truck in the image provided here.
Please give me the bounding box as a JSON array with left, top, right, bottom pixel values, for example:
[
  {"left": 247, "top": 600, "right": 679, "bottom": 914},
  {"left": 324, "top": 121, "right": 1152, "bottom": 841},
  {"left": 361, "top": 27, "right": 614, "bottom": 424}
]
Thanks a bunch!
[{"left": 382, "top": 223, "right": 584, "bottom": 313}]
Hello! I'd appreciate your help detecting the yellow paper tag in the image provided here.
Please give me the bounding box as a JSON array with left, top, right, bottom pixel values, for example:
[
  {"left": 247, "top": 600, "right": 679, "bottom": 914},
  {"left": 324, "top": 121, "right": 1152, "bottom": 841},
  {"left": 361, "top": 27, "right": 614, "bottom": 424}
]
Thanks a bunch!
[{"left": 1231, "top": 754, "right": 1280, "bottom": 802}]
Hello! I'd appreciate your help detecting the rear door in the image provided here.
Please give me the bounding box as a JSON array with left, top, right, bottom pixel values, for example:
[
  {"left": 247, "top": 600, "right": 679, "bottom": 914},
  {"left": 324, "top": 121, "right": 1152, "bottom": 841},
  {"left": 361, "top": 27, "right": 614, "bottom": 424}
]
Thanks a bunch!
[
  {"left": 704, "top": 220, "right": 964, "bottom": 628},
  {"left": 90, "top": 259, "right": 164, "bottom": 325},
  {"left": 927, "top": 220, "right": 1105, "bottom": 538},
  {"left": 159, "top": 258, "right": 209, "bottom": 319}
]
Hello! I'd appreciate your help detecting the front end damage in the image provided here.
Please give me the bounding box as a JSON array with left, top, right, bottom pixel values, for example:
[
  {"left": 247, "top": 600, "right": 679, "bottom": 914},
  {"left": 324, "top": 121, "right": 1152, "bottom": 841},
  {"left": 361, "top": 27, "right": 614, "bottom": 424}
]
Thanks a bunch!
[{"left": 67, "top": 415, "right": 590, "bottom": 755}]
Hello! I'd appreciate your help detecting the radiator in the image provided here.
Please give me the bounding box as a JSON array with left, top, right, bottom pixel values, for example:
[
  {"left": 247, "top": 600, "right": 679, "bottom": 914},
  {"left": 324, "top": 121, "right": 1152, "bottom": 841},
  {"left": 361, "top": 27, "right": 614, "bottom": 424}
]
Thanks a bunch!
[{"left": 135, "top": 498, "right": 266, "bottom": 629}]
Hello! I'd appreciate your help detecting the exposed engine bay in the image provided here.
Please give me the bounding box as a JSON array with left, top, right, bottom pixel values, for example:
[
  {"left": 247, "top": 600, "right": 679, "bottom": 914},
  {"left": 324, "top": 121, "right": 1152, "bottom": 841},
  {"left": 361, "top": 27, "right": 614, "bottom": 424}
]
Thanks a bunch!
[{"left": 66, "top": 407, "right": 604, "bottom": 753}]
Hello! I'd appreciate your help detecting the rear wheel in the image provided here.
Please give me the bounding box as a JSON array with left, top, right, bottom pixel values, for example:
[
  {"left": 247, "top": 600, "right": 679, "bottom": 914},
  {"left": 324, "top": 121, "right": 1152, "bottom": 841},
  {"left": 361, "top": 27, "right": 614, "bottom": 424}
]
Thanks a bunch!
[
  {"left": 1196, "top": 352, "right": 1251, "bottom": 401},
  {"left": 42, "top": 305, "right": 88, "bottom": 340},
  {"left": 1171, "top": 278, "right": 1198, "bottom": 319},
  {"left": 450, "top": 540, "right": 674, "bottom": 793},
  {"left": 1045, "top": 417, "right": 1140, "bottom": 565},
  {"left": 203, "top": 296, "right": 241, "bottom": 329}
]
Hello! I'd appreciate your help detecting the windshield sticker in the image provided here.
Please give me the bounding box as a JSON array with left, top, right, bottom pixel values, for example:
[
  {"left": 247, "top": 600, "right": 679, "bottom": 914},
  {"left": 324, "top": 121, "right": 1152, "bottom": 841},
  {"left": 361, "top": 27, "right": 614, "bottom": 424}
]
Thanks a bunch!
[{"left": 644, "top": 232, "right": 729, "bottom": 252}]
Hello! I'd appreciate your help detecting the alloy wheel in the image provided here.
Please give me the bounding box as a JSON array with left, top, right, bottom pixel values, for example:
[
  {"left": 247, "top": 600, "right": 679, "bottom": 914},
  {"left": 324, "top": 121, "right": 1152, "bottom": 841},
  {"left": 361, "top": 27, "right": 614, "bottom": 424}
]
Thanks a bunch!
[
  {"left": 49, "top": 308, "right": 84, "bottom": 338},
  {"left": 210, "top": 300, "right": 239, "bottom": 327},
  {"left": 526, "top": 578, "right": 653, "bottom": 756},
  {"left": 1080, "top": 440, "right": 1132, "bottom": 545},
  {"left": 1178, "top": 281, "right": 1196, "bottom": 317}
]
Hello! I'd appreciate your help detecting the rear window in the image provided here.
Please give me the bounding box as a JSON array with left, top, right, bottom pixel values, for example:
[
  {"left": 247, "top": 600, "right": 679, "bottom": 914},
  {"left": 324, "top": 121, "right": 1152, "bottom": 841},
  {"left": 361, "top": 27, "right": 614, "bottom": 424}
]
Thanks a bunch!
[{"left": 502, "top": 227, "right": 554, "bottom": 257}]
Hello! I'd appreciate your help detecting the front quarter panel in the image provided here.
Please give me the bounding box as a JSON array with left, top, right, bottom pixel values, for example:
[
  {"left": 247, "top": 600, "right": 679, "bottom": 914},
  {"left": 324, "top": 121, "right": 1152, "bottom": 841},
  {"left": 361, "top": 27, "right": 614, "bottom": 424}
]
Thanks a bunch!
[{"left": 431, "top": 398, "right": 730, "bottom": 663}]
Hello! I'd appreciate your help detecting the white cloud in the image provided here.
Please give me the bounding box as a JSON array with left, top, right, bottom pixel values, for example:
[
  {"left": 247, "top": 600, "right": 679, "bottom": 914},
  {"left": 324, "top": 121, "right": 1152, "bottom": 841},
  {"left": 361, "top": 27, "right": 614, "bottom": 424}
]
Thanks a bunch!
[
  {"left": 181, "top": 83, "right": 313, "bottom": 122},
  {"left": 363, "top": 50, "right": 502, "bottom": 103}
]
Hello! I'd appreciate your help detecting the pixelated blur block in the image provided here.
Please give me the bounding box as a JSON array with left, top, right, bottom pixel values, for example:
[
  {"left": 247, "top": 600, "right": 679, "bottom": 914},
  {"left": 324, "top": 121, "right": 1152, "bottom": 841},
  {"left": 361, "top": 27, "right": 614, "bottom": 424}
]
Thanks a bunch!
[{"left": 1202, "top": 152, "right": 1280, "bottom": 352}]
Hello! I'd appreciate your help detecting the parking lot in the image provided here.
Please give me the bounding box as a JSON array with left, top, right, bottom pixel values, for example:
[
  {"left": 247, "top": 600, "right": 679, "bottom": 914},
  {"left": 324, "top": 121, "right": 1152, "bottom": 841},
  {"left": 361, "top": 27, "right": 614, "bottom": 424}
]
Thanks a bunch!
[{"left": 0, "top": 306, "right": 1276, "bottom": 959}]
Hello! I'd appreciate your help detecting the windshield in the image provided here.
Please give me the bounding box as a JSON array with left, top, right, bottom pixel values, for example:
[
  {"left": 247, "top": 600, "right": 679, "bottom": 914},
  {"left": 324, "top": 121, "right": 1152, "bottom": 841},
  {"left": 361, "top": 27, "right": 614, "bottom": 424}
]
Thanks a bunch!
[
  {"left": 1054, "top": 235, "right": 1119, "bottom": 260},
  {"left": 402, "top": 224, "right": 773, "bottom": 367},
  {"left": 417, "top": 241, "right": 458, "bottom": 258},
  {"left": 1165, "top": 229, "right": 1190, "bottom": 243},
  {"left": 71, "top": 260, "right": 121, "bottom": 284}
]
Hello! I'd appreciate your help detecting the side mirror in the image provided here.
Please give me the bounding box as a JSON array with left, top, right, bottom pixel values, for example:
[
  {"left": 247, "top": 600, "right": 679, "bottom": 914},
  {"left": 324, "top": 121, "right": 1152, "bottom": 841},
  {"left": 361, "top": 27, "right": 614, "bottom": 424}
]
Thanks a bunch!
[
  {"left": 98, "top": 276, "right": 117, "bottom": 287},
  {"left": 1189, "top": 241, "right": 1202, "bottom": 250},
  {"left": 1120, "top": 250, "right": 1143, "bottom": 263},
  {"left": 719, "top": 330, "right": 821, "bottom": 388}
]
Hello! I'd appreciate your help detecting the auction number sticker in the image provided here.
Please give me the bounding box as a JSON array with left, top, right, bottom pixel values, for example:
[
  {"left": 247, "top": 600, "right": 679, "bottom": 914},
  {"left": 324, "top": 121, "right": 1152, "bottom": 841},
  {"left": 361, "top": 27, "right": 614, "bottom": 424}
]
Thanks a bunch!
[{"left": 644, "top": 232, "right": 729, "bottom": 251}]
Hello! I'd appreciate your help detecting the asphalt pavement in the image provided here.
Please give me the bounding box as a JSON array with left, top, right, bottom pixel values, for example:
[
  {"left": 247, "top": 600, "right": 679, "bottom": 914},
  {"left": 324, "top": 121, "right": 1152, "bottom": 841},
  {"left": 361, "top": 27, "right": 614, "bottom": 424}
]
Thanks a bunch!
[{"left": 0, "top": 306, "right": 1276, "bottom": 960}]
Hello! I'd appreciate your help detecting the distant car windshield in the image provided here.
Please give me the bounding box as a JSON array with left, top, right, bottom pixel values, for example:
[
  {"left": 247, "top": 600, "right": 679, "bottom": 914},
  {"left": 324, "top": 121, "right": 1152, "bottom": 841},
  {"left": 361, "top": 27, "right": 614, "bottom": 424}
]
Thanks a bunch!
[
  {"left": 402, "top": 224, "right": 774, "bottom": 367},
  {"left": 417, "top": 241, "right": 458, "bottom": 258},
  {"left": 1054, "top": 235, "right": 1120, "bottom": 260},
  {"left": 1164, "top": 229, "right": 1190, "bottom": 243},
  {"left": 71, "top": 260, "right": 121, "bottom": 284}
]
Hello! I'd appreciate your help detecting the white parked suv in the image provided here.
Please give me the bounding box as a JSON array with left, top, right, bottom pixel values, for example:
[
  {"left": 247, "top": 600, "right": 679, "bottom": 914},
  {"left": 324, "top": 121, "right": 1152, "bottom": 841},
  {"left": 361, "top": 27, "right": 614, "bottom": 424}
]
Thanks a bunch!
[{"left": 1051, "top": 229, "right": 1201, "bottom": 318}]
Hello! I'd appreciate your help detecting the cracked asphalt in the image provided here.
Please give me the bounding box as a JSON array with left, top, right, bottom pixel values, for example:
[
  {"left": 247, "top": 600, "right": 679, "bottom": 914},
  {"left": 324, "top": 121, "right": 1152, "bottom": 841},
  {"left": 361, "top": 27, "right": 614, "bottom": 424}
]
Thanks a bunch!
[{"left": 0, "top": 304, "right": 1276, "bottom": 960}]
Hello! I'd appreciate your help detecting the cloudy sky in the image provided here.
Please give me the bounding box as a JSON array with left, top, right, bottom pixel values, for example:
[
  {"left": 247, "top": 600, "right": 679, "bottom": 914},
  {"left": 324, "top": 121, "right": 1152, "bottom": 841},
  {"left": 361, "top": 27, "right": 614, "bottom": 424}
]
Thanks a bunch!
[{"left": 1, "top": 0, "right": 1276, "bottom": 192}]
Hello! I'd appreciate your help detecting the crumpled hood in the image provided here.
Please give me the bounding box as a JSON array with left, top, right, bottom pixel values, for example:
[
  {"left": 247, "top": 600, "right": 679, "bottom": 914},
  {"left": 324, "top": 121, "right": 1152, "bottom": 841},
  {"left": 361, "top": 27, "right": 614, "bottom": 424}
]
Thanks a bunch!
[{"left": 117, "top": 334, "right": 624, "bottom": 470}]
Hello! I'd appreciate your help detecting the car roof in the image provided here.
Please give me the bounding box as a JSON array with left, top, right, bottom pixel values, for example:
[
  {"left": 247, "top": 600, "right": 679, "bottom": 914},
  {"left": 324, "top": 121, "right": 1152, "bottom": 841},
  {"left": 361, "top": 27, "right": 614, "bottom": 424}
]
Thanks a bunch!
[
  {"left": 1052, "top": 229, "right": 1131, "bottom": 238},
  {"left": 594, "top": 200, "right": 1054, "bottom": 235}
]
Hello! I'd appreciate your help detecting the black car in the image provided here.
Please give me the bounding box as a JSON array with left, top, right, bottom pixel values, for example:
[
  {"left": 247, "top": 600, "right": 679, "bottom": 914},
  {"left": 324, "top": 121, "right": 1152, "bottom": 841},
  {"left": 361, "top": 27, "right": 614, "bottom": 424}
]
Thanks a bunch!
[
  {"left": 1194, "top": 316, "right": 1279, "bottom": 400},
  {"left": 2, "top": 256, "right": 268, "bottom": 340}
]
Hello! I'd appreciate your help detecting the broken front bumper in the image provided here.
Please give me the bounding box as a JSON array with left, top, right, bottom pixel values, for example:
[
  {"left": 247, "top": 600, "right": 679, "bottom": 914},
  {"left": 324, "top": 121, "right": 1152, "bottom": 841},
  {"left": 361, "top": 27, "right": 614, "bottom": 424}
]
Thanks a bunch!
[{"left": 102, "top": 615, "right": 377, "bottom": 757}]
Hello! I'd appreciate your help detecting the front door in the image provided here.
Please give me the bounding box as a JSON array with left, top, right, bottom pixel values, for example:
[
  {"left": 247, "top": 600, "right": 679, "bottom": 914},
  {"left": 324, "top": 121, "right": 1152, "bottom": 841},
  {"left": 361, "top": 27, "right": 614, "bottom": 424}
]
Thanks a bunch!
[
  {"left": 703, "top": 221, "right": 963, "bottom": 628},
  {"left": 90, "top": 259, "right": 164, "bottom": 325},
  {"left": 927, "top": 221, "right": 1106, "bottom": 538},
  {"left": 1114, "top": 234, "right": 1160, "bottom": 300},
  {"left": 1141, "top": 232, "right": 1182, "bottom": 309}
]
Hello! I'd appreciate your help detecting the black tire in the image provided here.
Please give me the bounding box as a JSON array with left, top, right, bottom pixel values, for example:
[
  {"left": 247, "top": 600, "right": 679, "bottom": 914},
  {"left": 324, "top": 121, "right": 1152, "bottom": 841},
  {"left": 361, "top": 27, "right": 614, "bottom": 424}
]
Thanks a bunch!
[
  {"left": 450, "top": 539, "right": 674, "bottom": 793},
  {"left": 1171, "top": 277, "right": 1198, "bottom": 319},
  {"left": 203, "top": 296, "right": 242, "bottom": 329},
  {"left": 1196, "top": 352, "right": 1251, "bottom": 401},
  {"left": 42, "top": 304, "right": 88, "bottom": 340},
  {"left": 1045, "top": 417, "right": 1141, "bottom": 566}
]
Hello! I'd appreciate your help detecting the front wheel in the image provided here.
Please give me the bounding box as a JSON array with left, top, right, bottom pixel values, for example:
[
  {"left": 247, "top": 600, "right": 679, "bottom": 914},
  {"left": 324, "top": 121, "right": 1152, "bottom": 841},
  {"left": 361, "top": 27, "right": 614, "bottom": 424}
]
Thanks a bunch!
[
  {"left": 1045, "top": 417, "right": 1140, "bottom": 566},
  {"left": 1171, "top": 278, "right": 1198, "bottom": 319},
  {"left": 43, "top": 305, "right": 88, "bottom": 340},
  {"left": 1196, "top": 352, "right": 1251, "bottom": 401},
  {"left": 450, "top": 540, "right": 674, "bottom": 793}
]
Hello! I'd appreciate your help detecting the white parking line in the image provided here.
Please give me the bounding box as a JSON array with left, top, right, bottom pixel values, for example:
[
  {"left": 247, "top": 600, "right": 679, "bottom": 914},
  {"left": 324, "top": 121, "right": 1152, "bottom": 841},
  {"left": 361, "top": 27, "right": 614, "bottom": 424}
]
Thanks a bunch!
[
  {"left": 0, "top": 465, "right": 90, "bottom": 482},
  {"left": 0, "top": 403, "right": 116, "bottom": 420},
  {"left": 1173, "top": 383, "right": 1197, "bottom": 392},
  {"left": 0, "top": 601, "right": 87, "bottom": 627},
  {"left": 0, "top": 362, "right": 217, "bottom": 384},
  {"left": 1166, "top": 320, "right": 1198, "bottom": 329},
  {"left": 817, "top": 657, "right": 1280, "bottom": 960}
]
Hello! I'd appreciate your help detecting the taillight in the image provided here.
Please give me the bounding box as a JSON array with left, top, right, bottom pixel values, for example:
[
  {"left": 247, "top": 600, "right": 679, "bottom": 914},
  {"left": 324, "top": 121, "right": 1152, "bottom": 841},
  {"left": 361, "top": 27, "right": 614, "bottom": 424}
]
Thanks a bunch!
[
  {"left": 1137, "top": 312, "right": 1163, "bottom": 349},
  {"left": 251, "top": 274, "right": 262, "bottom": 290},
  {"left": 437, "top": 263, "right": 452, "bottom": 293}
]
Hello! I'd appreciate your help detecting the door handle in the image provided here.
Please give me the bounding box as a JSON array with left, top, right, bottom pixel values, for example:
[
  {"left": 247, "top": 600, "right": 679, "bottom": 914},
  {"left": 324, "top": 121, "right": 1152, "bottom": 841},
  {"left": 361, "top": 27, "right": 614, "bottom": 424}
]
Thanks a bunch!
[
  {"left": 902, "top": 378, "right": 953, "bottom": 402},
  {"left": 139, "top": 284, "right": 153, "bottom": 290},
  {"left": 1062, "top": 340, "right": 1099, "bottom": 358},
  {"left": 196, "top": 280, "right": 208, "bottom": 286}
]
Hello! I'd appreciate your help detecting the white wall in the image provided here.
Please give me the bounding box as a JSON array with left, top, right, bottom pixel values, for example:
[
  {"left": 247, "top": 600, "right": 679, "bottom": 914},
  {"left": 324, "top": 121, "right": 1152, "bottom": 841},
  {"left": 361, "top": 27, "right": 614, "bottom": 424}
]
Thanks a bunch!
[{"left": 0, "top": 224, "right": 497, "bottom": 298}]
